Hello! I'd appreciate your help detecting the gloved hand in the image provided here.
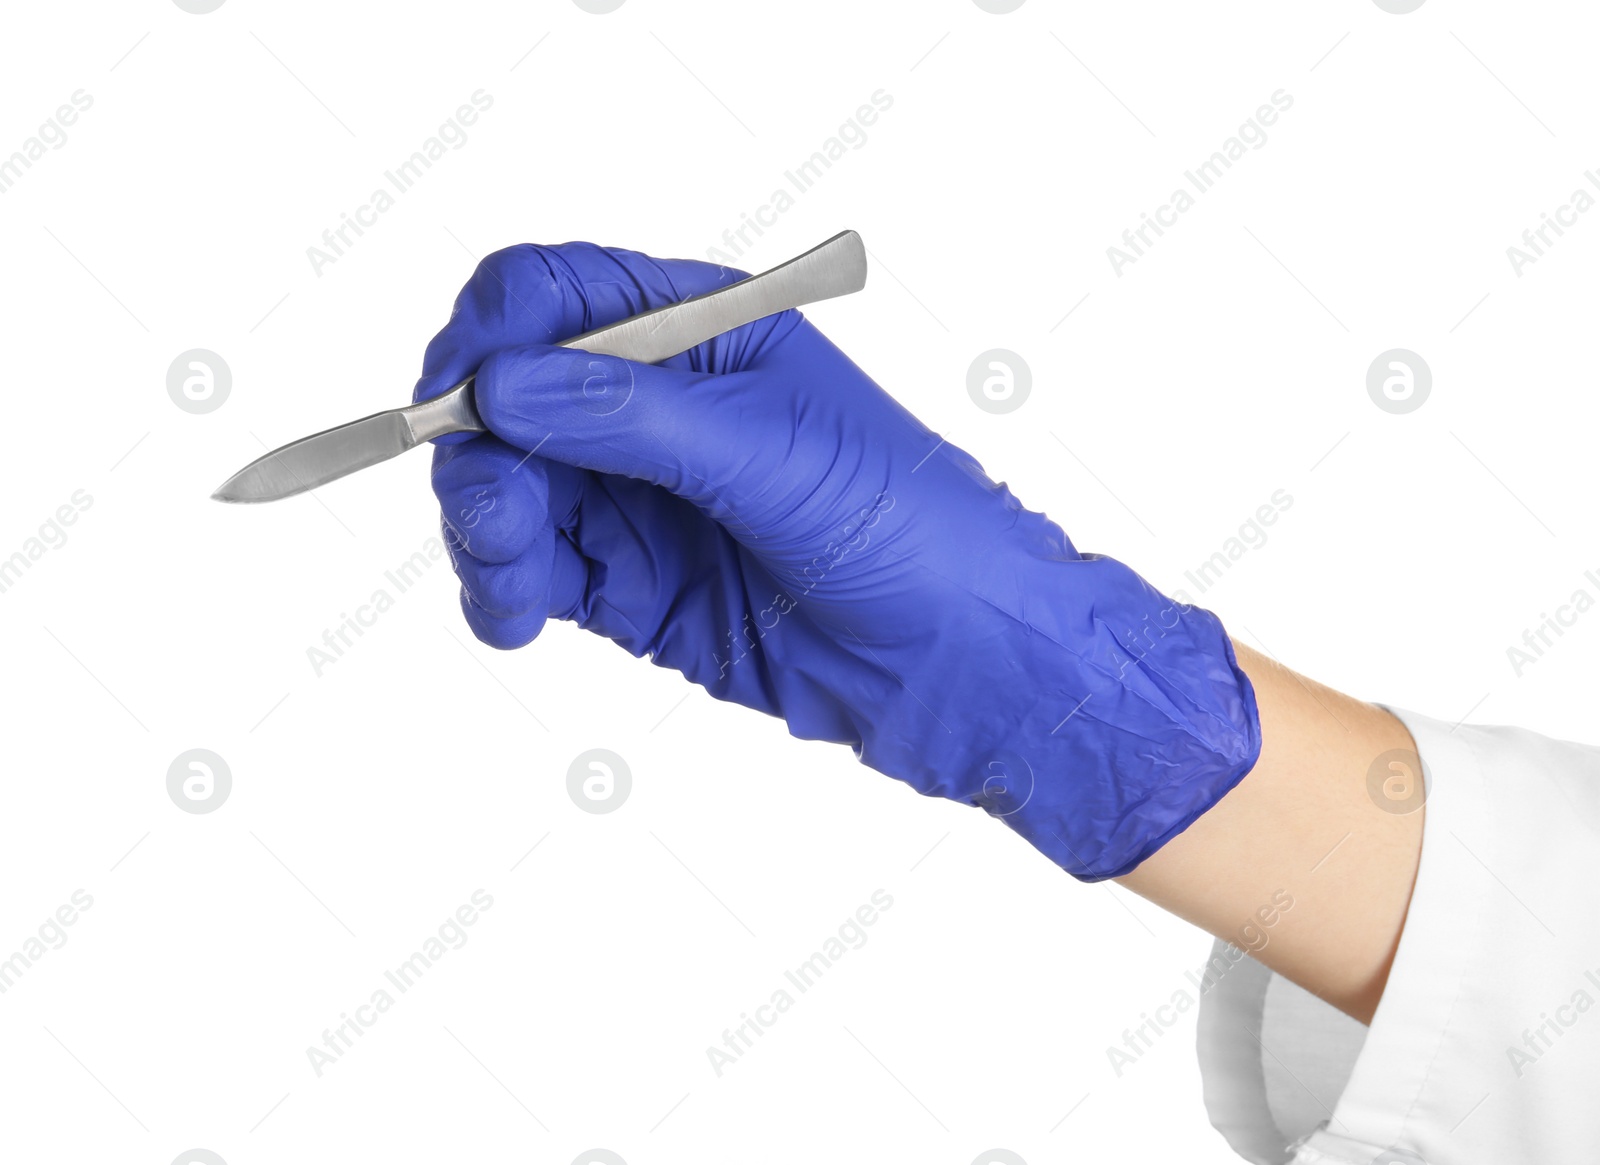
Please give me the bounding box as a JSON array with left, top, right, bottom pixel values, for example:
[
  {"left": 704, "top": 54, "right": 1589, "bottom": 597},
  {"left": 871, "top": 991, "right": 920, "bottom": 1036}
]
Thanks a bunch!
[{"left": 413, "top": 242, "right": 1261, "bottom": 881}]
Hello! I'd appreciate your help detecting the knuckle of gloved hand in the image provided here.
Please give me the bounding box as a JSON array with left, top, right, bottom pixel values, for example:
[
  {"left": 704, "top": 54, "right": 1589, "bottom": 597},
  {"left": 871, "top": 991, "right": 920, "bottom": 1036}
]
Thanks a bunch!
[
  {"left": 472, "top": 243, "right": 554, "bottom": 293},
  {"left": 441, "top": 486, "right": 535, "bottom": 564},
  {"left": 432, "top": 452, "right": 521, "bottom": 558},
  {"left": 467, "top": 557, "right": 543, "bottom": 620},
  {"left": 413, "top": 333, "right": 464, "bottom": 403}
]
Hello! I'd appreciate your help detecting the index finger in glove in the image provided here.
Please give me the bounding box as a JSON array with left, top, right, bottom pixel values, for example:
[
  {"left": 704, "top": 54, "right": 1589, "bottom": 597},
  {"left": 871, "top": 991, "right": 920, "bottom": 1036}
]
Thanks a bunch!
[{"left": 412, "top": 243, "right": 750, "bottom": 442}]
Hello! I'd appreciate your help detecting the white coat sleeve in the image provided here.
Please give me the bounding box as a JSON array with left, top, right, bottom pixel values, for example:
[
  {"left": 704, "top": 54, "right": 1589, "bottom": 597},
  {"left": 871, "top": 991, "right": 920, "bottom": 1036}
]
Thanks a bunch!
[{"left": 1194, "top": 705, "right": 1600, "bottom": 1165}]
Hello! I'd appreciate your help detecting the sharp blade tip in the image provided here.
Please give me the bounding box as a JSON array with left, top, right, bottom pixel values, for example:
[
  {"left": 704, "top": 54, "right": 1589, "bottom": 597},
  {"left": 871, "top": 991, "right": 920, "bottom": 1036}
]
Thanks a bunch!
[{"left": 210, "top": 477, "right": 270, "bottom": 504}]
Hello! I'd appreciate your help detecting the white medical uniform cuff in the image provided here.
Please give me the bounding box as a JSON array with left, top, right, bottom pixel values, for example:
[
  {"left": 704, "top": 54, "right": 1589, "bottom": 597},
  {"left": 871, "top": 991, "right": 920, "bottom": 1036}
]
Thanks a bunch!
[{"left": 1194, "top": 705, "right": 1501, "bottom": 1164}]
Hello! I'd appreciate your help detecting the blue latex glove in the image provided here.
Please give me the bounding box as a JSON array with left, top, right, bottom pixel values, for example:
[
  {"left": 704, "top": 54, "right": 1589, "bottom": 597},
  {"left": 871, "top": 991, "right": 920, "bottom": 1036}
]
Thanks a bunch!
[{"left": 414, "top": 242, "right": 1261, "bottom": 881}]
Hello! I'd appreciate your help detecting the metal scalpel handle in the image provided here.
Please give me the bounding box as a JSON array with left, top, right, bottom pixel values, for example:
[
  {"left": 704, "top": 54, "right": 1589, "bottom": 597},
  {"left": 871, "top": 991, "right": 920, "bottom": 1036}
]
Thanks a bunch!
[
  {"left": 211, "top": 230, "right": 869, "bottom": 503},
  {"left": 404, "top": 229, "right": 869, "bottom": 443}
]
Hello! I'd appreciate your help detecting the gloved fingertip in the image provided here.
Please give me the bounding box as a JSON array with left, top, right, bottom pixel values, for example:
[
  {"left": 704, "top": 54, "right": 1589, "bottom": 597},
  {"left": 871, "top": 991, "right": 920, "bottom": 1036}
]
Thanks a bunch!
[
  {"left": 459, "top": 550, "right": 550, "bottom": 621},
  {"left": 460, "top": 587, "right": 547, "bottom": 650},
  {"left": 432, "top": 444, "right": 546, "bottom": 565},
  {"left": 444, "top": 508, "right": 539, "bottom": 566}
]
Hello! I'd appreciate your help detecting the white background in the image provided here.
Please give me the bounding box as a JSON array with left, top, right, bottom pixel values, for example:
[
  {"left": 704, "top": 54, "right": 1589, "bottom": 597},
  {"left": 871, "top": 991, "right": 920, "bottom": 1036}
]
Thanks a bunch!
[{"left": 2, "top": 2, "right": 1597, "bottom": 1162}]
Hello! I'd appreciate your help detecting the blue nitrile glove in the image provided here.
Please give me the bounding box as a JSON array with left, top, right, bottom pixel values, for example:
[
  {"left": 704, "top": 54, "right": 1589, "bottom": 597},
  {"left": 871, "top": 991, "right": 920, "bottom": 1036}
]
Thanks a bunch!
[{"left": 413, "top": 242, "right": 1261, "bottom": 881}]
